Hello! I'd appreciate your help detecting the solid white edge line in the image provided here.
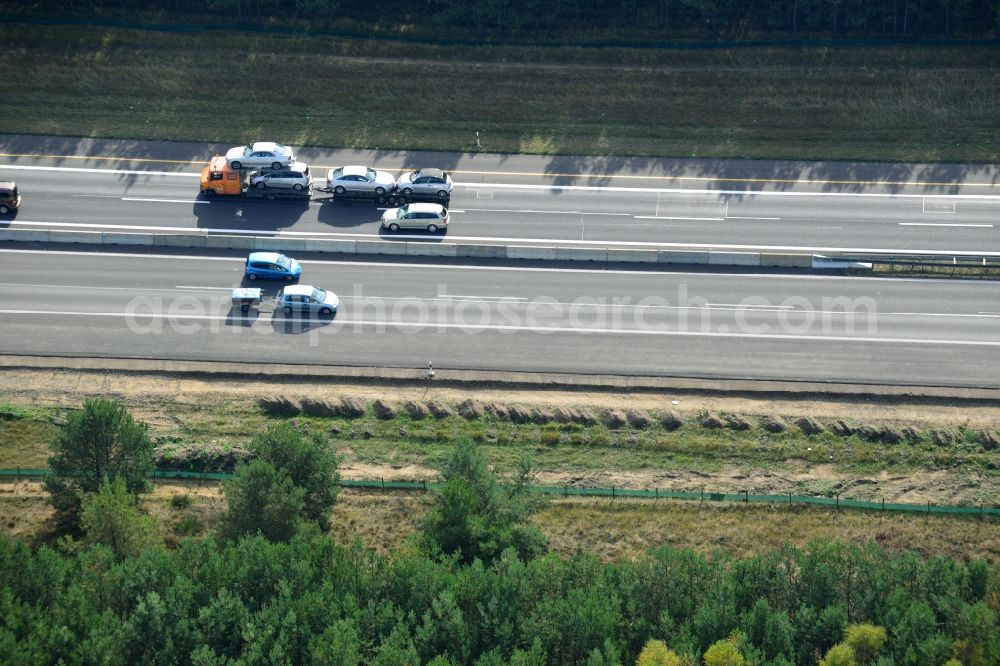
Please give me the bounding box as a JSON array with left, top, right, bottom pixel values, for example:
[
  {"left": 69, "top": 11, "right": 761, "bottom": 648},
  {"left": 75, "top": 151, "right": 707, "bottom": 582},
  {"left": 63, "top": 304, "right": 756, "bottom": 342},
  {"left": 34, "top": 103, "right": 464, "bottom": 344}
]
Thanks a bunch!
[{"left": 1, "top": 308, "right": 998, "bottom": 347}]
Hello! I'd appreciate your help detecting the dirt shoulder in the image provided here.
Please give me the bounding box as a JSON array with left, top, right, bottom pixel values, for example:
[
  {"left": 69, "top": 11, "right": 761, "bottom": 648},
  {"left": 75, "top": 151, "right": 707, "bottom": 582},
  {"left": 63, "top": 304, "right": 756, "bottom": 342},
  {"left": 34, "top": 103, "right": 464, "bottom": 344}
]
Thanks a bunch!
[{"left": 4, "top": 366, "right": 1000, "bottom": 506}]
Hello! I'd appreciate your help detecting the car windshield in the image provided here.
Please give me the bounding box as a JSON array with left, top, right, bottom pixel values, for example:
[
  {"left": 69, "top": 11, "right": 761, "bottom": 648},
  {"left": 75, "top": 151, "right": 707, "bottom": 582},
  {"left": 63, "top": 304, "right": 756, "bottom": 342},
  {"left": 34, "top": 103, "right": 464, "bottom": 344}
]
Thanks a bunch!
[
  {"left": 275, "top": 255, "right": 292, "bottom": 270},
  {"left": 243, "top": 146, "right": 252, "bottom": 156},
  {"left": 274, "top": 144, "right": 288, "bottom": 154},
  {"left": 311, "top": 288, "right": 327, "bottom": 302},
  {"left": 367, "top": 168, "right": 378, "bottom": 180}
]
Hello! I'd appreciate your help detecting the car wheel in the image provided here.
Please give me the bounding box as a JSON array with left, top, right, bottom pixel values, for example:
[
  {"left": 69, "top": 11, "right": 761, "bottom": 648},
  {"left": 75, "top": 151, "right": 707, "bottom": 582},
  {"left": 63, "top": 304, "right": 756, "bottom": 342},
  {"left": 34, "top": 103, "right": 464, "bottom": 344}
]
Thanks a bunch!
[
  {"left": 375, "top": 187, "right": 386, "bottom": 195},
  {"left": 437, "top": 190, "right": 448, "bottom": 198},
  {"left": 284, "top": 305, "right": 293, "bottom": 314},
  {"left": 284, "top": 275, "right": 293, "bottom": 281},
  {"left": 231, "top": 161, "right": 242, "bottom": 170},
  {"left": 293, "top": 183, "right": 304, "bottom": 191},
  {"left": 202, "top": 189, "right": 215, "bottom": 198},
  {"left": 254, "top": 181, "right": 266, "bottom": 189},
  {"left": 427, "top": 224, "right": 438, "bottom": 232},
  {"left": 389, "top": 223, "right": 400, "bottom": 231},
  {"left": 402, "top": 188, "right": 413, "bottom": 196},
  {"left": 320, "top": 307, "right": 333, "bottom": 316},
  {"left": 248, "top": 273, "right": 257, "bottom": 280},
  {"left": 334, "top": 185, "right": 346, "bottom": 195},
  {"left": 0, "top": 204, "right": 8, "bottom": 214},
  {"left": 272, "top": 162, "right": 282, "bottom": 170}
]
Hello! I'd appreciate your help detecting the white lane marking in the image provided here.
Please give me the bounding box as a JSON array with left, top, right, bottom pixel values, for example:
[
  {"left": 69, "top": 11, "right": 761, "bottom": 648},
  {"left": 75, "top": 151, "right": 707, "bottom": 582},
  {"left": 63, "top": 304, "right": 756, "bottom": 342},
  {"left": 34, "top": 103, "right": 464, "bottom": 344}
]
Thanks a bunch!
[
  {"left": 1, "top": 247, "right": 998, "bottom": 286},
  {"left": 122, "top": 197, "right": 209, "bottom": 204},
  {"left": 176, "top": 286, "right": 234, "bottom": 291},
  {"left": 634, "top": 215, "right": 726, "bottom": 221},
  {"left": 460, "top": 207, "right": 631, "bottom": 216},
  {"left": 727, "top": 216, "right": 781, "bottom": 220},
  {"left": 899, "top": 222, "right": 993, "bottom": 228},
  {"left": 1, "top": 307, "right": 999, "bottom": 347},
  {"left": 436, "top": 294, "right": 527, "bottom": 301},
  {"left": 0, "top": 165, "right": 199, "bottom": 177},
  {"left": 458, "top": 181, "right": 1000, "bottom": 201},
  {"left": 7, "top": 218, "right": 998, "bottom": 257},
  {"left": 6, "top": 163, "right": 1000, "bottom": 201},
  {"left": 0, "top": 282, "right": 233, "bottom": 294}
]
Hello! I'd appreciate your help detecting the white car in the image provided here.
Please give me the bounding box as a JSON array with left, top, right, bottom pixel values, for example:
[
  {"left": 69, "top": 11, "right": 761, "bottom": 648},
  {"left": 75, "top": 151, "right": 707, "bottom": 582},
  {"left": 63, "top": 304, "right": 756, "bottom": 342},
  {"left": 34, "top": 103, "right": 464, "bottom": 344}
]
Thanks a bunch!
[
  {"left": 250, "top": 162, "right": 313, "bottom": 191},
  {"left": 225, "top": 142, "right": 295, "bottom": 170},
  {"left": 326, "top": 165, "right": 396, "bottom": 196},
  {"left": 276, "top": 285, "right": 339, "bottom": 316},
  {"left": 381, "top": 202, "right": 449, "bottom": 232},
  {"left": 395, "top": 168, "right": 452, "bottom": 198}
]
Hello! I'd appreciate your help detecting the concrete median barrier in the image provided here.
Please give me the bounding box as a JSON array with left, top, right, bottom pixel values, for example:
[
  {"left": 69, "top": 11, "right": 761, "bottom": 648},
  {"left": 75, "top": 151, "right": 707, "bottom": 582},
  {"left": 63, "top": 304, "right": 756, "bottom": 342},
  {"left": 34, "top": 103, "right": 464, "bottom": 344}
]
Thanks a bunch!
[
  {"left": 406, "top": 243, "right": 459, "bottom": 257},
  {"left": 356, "top": 240, "right": 399, "bottom": 254},
  {"left": 507, "top": 246, "right": 559, "bottom": 261},
  {"left": 760, "top": 253, "right": 813, "bottom": 268},
  {"left": 254, "top": 237, "right": 306, "bottom": 252},
  {"left": 155, "top": 234, "right": 205, "bottom": 248},
  {"left": 658, "top": 250, "right": 710, "bottom": 264},
  {"left": 606, "top": 248, "right": 658, "bottom": 263},
  {"left": 49, "top": 230, "right": 102, "bottom": 244},
  {"left": 206, "top": 234, "right": 255, "bottom": 249},
  {"left": 556, "top": 247, "right": 607, "bottom": 262},
  {"left": 102, "top": 232, "right": 155, "bottom": 246},
  {"left": 0, "top": 229, "right": 50, "bottom": 243},
  {"left": 305, "top": 239, "right": 357, "bottom": 253},
  {"left": 708, "top": 251, "right": 761, "bottom": 266},
  {"left": 456, "top": 244, "right": 506, "bottom": 259},
  {"left": 0, "top": 227, "right": 831, "bottom": 271}
]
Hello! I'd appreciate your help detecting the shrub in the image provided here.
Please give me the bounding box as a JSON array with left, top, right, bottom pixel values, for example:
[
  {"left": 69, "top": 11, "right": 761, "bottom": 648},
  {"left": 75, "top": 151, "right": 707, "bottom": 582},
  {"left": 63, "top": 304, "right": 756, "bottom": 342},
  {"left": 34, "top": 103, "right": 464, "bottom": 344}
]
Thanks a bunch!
[
  {"left": 169, "top": 494, "right": 191, "bottom": 510},
  {"left": 258, "top": 396, "right": 300, "bottom": 416}
]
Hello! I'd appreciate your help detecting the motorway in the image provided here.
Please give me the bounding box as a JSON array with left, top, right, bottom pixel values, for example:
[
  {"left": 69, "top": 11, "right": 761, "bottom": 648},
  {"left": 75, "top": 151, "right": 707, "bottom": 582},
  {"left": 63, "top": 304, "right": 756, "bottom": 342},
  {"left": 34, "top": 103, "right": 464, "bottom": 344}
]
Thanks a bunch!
[
  {"left": 1, "top": 248, "right": 999, "bottom": 388},
  {"left": 2, "top": 136, "right": 1000, "bottom": 255},
  {"left": 1, "top": 136, "right": 999, "bottom": 389}
]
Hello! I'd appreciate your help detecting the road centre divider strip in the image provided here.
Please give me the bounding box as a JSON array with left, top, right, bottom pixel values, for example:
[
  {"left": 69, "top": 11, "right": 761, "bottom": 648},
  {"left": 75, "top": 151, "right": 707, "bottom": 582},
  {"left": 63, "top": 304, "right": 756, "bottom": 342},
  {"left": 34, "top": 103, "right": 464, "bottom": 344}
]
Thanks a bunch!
[{"left": 0, "top": 227, "right": 816, "bottom": 268}]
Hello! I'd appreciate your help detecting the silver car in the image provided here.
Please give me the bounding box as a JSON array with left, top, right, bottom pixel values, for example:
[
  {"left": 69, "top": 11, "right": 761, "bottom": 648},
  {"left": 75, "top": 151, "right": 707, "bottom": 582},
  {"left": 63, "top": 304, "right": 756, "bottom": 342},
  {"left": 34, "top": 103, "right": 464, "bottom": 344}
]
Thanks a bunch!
[
  {"left": 381, "top": 202, "right": 449, "bottom": 232},
  {"left": 326, "top": 165, "right": 396, "bottom": 196},
  {"left": 276, "top": 285, "right": 339, "bottom": 316},
  {"left": 225, "top": 142, "right": 295, "bottom": 170},
  {"left": 250, "top": 162, "right": 312, "bottom": 191},
  {"left": 395, "top": 168, "right": 453, "bottom": 198}
]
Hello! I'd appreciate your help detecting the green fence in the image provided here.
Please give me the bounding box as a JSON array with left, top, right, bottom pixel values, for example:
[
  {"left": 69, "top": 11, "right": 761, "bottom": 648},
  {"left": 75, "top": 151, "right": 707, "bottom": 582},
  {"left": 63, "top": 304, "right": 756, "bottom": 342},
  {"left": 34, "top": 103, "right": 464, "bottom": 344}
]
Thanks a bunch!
[{"left": 1, "top": 468, "right": 997, "bottom": 517}]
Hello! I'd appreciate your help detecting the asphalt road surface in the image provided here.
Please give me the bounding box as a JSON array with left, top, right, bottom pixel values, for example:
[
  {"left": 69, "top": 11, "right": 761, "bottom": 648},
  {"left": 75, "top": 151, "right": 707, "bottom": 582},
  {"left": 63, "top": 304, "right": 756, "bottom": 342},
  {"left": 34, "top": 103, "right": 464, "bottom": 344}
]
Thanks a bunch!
[
  {"left": 2, "top": 135, "right": 1000, "bottom": 254},
  {"left": 2, "top": 247, "right": 999, "bottom": 388}
]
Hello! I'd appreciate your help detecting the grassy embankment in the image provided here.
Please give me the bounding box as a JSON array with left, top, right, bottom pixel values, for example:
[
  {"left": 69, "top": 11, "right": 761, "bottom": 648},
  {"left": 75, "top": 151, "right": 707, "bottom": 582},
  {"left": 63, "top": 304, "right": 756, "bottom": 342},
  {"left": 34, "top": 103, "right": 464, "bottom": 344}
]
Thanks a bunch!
[
  {"left": 1, "top": 23, "right": 998, "bottom": 162},
  {"left": 2, "top": 395, "right": 999, "bottom": 561}
]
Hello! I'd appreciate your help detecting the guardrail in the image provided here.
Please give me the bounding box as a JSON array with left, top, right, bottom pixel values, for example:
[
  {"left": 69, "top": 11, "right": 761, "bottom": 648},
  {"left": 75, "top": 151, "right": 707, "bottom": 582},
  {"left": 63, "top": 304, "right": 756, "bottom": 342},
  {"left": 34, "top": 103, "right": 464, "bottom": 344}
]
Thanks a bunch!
[{"left": 2, "top": 468, "right": 997, "bottom": 517}]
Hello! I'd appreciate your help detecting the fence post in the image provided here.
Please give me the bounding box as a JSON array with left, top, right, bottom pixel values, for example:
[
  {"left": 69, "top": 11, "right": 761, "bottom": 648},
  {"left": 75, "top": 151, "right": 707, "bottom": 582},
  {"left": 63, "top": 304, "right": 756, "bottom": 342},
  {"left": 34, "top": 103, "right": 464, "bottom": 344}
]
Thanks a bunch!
[
  {"left": 611, "top": 486, "right": 615, "bottom": 501},
  {"left": 564, "top": 485, "right": 568, "bottom": 497},
  {"left": 788, "top": 492, "right": 791, "bottom": 505},
  {"left": 655, "top": 487, "right": 658, "bottom": 499},
  {"left": 381, "top": 476, "right": 384, "bottom": 490},
  {"left": 882, "top": 498, "right": 885, "bottom": 514},
  {"left": 700, "top": 486, "right": 704, "bottom": 508},
  {"left": 744, "top": 490, "right": 748, "bottom": 504},
  {"left": 836, "top": 495, "right": 840, "bottom": 511}
]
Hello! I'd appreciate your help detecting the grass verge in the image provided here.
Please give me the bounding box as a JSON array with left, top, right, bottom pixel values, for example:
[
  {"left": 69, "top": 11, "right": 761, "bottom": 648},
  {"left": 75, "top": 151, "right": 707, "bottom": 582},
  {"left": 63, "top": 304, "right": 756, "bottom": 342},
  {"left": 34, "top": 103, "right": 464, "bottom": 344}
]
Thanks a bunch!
[
  {"left": 2, "top": 24, "right": 999, "bottom": 161},
  {"left": 3, "top": 482, "right": 998, "bottom": 562}
]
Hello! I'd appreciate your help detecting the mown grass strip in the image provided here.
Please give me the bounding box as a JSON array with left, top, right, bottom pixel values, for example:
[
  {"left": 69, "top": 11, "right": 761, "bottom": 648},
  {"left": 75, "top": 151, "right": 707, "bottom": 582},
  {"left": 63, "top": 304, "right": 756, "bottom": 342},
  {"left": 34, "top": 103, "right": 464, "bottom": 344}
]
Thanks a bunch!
[{"left": 3, "top": 24, "right": 999, "bottom": 162}]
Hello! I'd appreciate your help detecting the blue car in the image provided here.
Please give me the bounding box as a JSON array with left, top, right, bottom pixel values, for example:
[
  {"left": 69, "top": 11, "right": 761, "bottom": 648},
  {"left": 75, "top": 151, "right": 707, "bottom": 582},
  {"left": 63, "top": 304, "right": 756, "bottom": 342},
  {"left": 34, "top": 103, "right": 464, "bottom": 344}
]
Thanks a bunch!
[{"left": 244, "top": 252, "right": 302, "bottom": 281}]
